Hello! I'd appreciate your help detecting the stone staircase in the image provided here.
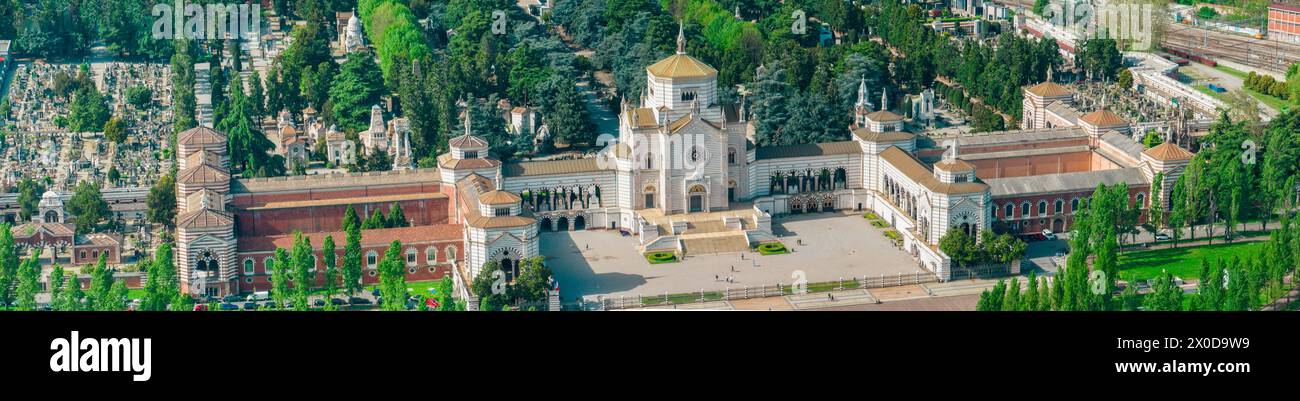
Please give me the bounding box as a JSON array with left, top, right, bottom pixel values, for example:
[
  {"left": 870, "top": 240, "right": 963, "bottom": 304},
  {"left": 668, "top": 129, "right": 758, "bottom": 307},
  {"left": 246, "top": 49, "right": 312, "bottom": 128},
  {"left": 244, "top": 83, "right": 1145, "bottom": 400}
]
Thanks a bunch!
[{"left": 680, "top": 233, "right": 750, "bottom": 255}]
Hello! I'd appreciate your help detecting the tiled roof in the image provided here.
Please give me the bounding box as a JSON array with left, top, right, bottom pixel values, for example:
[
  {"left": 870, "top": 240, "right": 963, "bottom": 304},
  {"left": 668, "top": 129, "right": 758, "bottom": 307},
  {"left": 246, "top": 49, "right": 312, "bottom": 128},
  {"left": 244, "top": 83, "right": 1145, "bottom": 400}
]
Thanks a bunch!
[
  {"left": 1142, "top": 142, "right": 1194, "bottom": 161},
  {"left": 502, "top": 158, "right": 603, "bottom": 177},
  {"left": 879, "top": 147, "right": 988, "bottom": 195},
  {"left": 178, "top": 163, "right": 230, "bottom": 185},
  {"left": 449, "top": 134, "right": 489, "bottom": 148},
  {"left": 479, "top": 190, "right": 522, "bottom": 205},
  {"left": 232, "top": 168, "right": 442, "bottom": 194},
  {"left": 933, "top": 158, "right": 976, "bottom": 172},
  {"left": 239, "top": 225, "right": 463, "bottom": 252},
  {"left": 178, "top": 126, "right": 225, "bottom": 146},
  {"left": 629, "top": 108, "right": 658, "bottom": 128},
  {"left": 437, "top": 153, "right": 502, "bottom": 170},
  {"left": 455, "top": 174, "right": 535, "bottom": 229},
  {"left": 865, "top": 110, "right": 904, "bottom": 122},
  {"left": 646, "top": 54, "right": 717, "bottom": 79},
  {"left": 1025, "top": 81, "right": 1073, "bottom": 98},
  {"left": 755, "top": 141, "right": 861, "bottom": 160},
  {"left": 76, "top": 233, "right": 123, "bottom": 246},
  {"left": 177, "top": 208, "right": 234, "bottom": 230},
  {"left": 1079, "top": 109, "right": 1128, "bottom": 127},
  {"left": 985, "top": 168, "right": 1148, "bottom": 197},
  {"left": 11, "top": 222, "right": 75, "bottom": 238},
  {"left": 851, "top": 128, "right": 914, "bottom": 143},
  {"left": 237, "top": 192, "right": 447, "bottom": 211}
]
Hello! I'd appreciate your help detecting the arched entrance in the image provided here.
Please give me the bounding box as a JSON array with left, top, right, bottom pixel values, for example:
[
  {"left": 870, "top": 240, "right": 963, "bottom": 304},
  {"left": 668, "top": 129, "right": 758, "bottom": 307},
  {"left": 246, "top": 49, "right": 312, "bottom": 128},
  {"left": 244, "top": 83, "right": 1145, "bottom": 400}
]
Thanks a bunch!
[
  {"left": 688, "top": 185, "right": 707, "bottom": 213},
  {"left": 573, "top": 215, "right": 586, "bottom": 231},
  {"left": 539, "top": 217, "right": 553, "bottom": 232},
  {"left": 1052, "top": 218, "right": 1064, "bottom": 233},
  {"left": 821, "top": 197, "right": 835, "bottom": 212},
  {"left": 500, "top": 258, "right": 517, "bottom": 282},
  {"left": 44, "top": 210, "right": 59, "bottom": 223},
  {"left": 556, "top": 216, "right": 570, "bottom": 231}
]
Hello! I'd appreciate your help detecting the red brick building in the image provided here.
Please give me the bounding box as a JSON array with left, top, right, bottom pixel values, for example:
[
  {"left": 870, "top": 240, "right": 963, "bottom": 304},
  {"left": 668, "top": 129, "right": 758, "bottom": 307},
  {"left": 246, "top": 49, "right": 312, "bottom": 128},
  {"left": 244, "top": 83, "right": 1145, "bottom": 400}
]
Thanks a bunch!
[{"left": 1269, "top": 3, "right": 1300, "bottom": 44}]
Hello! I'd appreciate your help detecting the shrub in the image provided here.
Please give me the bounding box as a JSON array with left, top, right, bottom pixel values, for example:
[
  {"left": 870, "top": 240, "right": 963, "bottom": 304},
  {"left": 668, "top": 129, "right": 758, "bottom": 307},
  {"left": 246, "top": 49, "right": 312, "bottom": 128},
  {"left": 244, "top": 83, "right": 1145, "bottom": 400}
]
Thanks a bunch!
[
  {"left": 755, "top": 242, "right": 789, "bottom": 255},
  {"left": 646, "top": 251, "right": 677, "bottom": 264}
]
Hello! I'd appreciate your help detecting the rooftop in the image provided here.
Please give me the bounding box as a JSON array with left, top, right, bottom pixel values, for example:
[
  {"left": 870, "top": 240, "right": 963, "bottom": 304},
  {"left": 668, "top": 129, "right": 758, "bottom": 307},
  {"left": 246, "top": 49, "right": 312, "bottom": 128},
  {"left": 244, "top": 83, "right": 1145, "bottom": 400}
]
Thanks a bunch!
[
  {"left": 879, "top": 147, "right": 988, "bottom": 195},
  {"left": 502, "top": 158, "right": 603, "bottom": 177},
  {"left": 1142, "top": 142, "right": 1195, "bottom": 161},
  {"left": 239, "top": 225, "right": 463, "bottom": 252},
  {"left": 646, "top": 54, "right": 718, "bottom": 79},
  {"left": 984, "top": 168, "right": 1148, "bottom": 197},
  {"left": 232, "top": 168, "right": 443, "bottom": 194},
  {"left": 755, "top": 141, "right": 861, "bottom": 160}
]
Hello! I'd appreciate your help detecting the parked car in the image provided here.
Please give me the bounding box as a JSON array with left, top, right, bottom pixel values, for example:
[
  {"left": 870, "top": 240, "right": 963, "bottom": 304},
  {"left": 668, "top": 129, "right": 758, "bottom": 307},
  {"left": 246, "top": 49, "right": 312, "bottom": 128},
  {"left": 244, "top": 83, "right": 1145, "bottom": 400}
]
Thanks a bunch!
[
  {"left": 1155, "top": 233, "right": 1171, "bottom": 241},
  {"left": 242, "top": 302, "right": 258, "bottom": 310},
  {"left": 222, "top": 295, "right": 242, "bottom": 303},
  {"left": 349, "top": 297, "right": 372, "bottom": 305},
  {"left": 218, "top": 303, "right": 239, "bottom": 311},
  {"left": 262, "top": 301, "right": 278, "bottom": 310},
  {"left": 313, "top": 299, "right": 326, "bottom": 307},
  {"left": 246, "top": 291, "right": 271, "bottom": 302},
  {"left": 330, "top": 298, "right": 347, "bottom": 306},
  {"left": 1041, "top": 229, "right": 1057, "bottom": 241},
  {"left": 193, "top": 304, "right": 208, "bottom": 311}
]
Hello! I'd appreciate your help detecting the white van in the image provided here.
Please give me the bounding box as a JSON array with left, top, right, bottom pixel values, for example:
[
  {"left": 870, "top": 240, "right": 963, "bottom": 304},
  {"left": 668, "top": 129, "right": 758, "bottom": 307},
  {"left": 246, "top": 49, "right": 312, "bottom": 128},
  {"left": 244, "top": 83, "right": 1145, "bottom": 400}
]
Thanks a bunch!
[{"left": 246, "top": 291, "right": 270, "bottom": 302}]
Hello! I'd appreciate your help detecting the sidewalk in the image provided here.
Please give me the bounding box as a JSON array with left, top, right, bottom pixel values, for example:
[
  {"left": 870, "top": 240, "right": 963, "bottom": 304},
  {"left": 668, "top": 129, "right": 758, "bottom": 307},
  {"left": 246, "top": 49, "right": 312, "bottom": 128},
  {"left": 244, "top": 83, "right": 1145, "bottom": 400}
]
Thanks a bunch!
[{"left": 623, "top": 278, "right": 1013, "bottom": 311}]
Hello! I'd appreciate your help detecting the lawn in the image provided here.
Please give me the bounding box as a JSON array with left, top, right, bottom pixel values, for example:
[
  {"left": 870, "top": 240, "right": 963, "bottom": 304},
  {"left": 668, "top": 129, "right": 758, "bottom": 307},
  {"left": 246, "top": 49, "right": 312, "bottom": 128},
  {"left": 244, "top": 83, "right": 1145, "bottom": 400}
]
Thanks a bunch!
[{"left": 1117, "top": 241, "right": 1265, "bottom": 283}]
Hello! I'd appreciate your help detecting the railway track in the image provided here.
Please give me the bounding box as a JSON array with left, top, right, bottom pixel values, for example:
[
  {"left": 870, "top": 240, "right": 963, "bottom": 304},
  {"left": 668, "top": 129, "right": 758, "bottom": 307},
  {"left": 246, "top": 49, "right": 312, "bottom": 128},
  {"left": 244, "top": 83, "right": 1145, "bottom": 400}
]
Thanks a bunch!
[{"left": 1164, "top": 25, "right": 1300, "bottom": 74}]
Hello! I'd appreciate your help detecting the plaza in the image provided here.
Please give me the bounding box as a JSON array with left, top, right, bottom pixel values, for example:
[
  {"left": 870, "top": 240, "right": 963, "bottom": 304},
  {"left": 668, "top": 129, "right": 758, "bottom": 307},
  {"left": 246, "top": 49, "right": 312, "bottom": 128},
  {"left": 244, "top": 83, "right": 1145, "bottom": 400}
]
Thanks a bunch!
[{"left": 542, "top": 212, "right": 925, "bottom": 301}]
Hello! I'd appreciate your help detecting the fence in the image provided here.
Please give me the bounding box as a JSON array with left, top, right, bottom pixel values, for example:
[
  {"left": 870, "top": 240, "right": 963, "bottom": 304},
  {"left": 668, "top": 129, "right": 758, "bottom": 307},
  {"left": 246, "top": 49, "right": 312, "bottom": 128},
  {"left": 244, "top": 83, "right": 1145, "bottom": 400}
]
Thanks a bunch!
[
  {"left": 596, "top": 271, "right": 940, "bottom": 310},
  {"left": 949, "top": 262, "right": 1015, "bottom": 281}
]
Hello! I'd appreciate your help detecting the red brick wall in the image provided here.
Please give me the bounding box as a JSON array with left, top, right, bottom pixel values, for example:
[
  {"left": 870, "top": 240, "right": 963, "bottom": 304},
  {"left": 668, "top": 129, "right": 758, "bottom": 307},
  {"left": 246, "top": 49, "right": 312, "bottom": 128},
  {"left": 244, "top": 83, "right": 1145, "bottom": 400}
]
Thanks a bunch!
[
  {"left": 234, "top": 239, "right": 462, "bottom": 294},
  {"left": 971, "top": 151, "right": 1094, "bottom": 179},
  {"left": 233, "top": 197, "right": 450, "bottom": 237},
  {"left": 992, "top": 184, "right": 1150, "bottom": 235}
]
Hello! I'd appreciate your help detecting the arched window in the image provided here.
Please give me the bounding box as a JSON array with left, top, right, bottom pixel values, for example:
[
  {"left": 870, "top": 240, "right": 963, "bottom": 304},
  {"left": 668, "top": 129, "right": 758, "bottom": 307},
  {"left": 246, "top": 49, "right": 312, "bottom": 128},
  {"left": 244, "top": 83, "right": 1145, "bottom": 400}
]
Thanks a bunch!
[
  {"left": 1071, "top": 198, "right": 1080, "bottom": 212},
  {"left": 728, "top": 147, "right": 737, "bottom": 165},
  {"left": 426, "top": 247, "right": 437, "bottom": 264},
  {"left": 1136, "top": 193, "right": 1146, "bottom": 207},
  {"left": 445, "top": 246, "right": 458, "bottom": 262},
  {"left": 243, "top": 259, "right": 254, "bottom": 275},
  {"left": 366, "top": 251, "right": 378, "bottom": 268},
  {"left": 645, "top": 152, "right": 653, "bottom": 169},
  {"left": 1054, "top": 199, "right": 1064, "bottom": 214},
  {"left": 405, "top": 248, "right": 418, "bottom": 266},
  {"left": 1004, "top": 203, "right": 1015, "bottom": 218},
  {"left": 1037, "top": 201, "right": 1047, "bottom": 216},
  {"left": 263, "top": 257, "right": 275, "bottom": 274},
  {"left": 1020, "top": 202, "right": 1031, "bottom": 216}
]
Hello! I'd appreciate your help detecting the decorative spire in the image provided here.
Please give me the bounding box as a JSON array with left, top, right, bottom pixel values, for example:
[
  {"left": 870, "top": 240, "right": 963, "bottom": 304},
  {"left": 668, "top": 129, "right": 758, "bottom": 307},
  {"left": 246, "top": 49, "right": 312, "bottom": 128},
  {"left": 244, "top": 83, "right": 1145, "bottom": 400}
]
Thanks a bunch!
[
  {"left": 856, "top": 76, "right": 867, "bottom": 108},
  {"left": 463, "top": 108, "right": 472, "bottom": 137},
  {"left": 880, "top": 88, "right": 888, "bottom": 112},
  {"left": 1047, "top": 65, "right": 1054, "bottom": 83},
  {"left": 676, "top": 21, "right": 686, "bottom": 55}
]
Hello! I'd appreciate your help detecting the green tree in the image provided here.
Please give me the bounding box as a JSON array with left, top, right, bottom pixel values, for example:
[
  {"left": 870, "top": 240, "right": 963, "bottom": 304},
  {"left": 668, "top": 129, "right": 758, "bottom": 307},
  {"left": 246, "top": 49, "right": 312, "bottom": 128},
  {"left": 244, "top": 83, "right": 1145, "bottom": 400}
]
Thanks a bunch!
[
  {"left": 146, "top": 174, "right": 177, "bottom": 228},
  {"left": 0, "top": 223, "right": 18, "bottom": 306},
  {"left": 290, "top": 232, "right": 314, "bottom": 310},
  {"left": 363, "top": 208, "right": 387, "bottom": 229},
  {"left": 58, "top": 273, "right": 85, "bottom": 311},
  {"left": 66, "top": 181, "right": 111, "bottom": 234},
  {"left": 343, "top": 205, "right": 361, "bottom": 232},
  {"left": 328, "top": 50, "right": 386, "bottom": 132},
  {"left": 321, "top": 235, "right": 338, "bottom": 310},
  {"left": 14, "top": 249, "right": 42, "bottom": 310},
  {"left": 377, "top": 240, "right": 407, "bottom": 311},
  {"left": 1143, "top": 271, "right": 1185, "bottom": 311},
  {"left": 142, "top": 242, "right": 179, "bottom": 311},
  {"left": 472, "top": 260, "right": 508, "bottom": 311},
  {"left": 68, "top": 85, "right": 110, "bottom": 132},
  {"left": 86, "top": 254, "right": 114, "bottom": 311},
  {"left": 48, "top": 264, "right": 66, "bottom": 310},
  {"left": 342, "top": 220, "right": 363, "bottom": 296},
  {"left": 16, "top": 178, "right": 46, "bottom": 221},
  {"left": 271, "top": 248, "right": 291, "bottom": 307},
  {"left": 103, "top": 116, "right": 128, "bottom": 144},
  {"left": 1002, "top": 277, "right": 1021, "bottom": 311},
  {"left": 387, "top": 202, "right": 408, "bottom": 228}
]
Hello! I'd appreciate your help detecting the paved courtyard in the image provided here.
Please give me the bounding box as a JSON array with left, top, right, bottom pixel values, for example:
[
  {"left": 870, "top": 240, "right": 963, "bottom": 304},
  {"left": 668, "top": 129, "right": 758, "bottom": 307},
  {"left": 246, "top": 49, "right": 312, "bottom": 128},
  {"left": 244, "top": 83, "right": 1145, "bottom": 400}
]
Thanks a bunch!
[{"left": 543, "top": 212, "right": 927, "bottom": 302}]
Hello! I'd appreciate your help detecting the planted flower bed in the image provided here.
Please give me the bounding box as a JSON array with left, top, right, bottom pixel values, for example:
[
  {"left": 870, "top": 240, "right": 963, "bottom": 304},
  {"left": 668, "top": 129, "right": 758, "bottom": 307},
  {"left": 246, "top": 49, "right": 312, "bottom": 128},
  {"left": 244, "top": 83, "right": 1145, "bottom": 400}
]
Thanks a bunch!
[
  {"left": 645, "top": 251, "right": 677, "bottom": 264},
  {"left": 755, "top": 242, "right": 789, "bottom": 255}
]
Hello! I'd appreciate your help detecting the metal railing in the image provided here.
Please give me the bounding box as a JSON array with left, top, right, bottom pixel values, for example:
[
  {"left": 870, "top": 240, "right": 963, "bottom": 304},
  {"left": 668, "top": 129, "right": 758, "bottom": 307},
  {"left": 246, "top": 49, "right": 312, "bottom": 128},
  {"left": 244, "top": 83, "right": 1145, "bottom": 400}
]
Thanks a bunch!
[{"left": 596, "top": 271, "right": 940, "bottom": 310}]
